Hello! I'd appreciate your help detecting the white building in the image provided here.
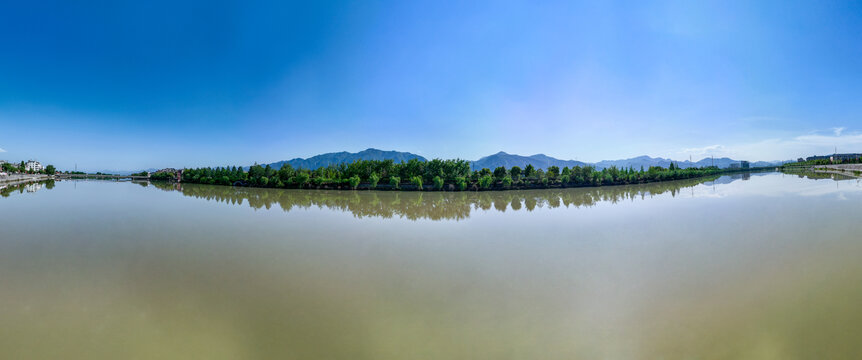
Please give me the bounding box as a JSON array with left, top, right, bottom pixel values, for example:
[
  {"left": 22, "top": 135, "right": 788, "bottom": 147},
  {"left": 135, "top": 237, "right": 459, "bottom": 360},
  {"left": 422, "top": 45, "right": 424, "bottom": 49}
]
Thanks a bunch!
[{"left": 24, "top": 160, "right": 43, "bottom": 172}]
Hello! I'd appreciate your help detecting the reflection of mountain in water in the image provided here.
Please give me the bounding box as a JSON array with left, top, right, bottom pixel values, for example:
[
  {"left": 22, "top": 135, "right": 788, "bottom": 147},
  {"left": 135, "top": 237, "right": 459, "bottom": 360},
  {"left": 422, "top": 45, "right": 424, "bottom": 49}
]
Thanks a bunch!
[
  {"left": 152, "top": 175, "right": 730, "bottom": 221},
  {"left": 704, "top": 172, "right": 761, "bottom": 185}
]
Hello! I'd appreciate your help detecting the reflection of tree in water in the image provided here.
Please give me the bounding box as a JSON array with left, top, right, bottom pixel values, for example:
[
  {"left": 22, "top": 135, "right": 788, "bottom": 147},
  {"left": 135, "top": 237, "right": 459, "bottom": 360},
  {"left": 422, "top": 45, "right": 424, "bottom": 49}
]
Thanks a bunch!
[
  {"left": 151, "top": 176, "right": 722, "bottom": 221},
  {"left": 0, "top": 179, "right": 55, "bottom": 197},
  {"left": 781, "top": 169, "right": 856, "bottom": 181}
]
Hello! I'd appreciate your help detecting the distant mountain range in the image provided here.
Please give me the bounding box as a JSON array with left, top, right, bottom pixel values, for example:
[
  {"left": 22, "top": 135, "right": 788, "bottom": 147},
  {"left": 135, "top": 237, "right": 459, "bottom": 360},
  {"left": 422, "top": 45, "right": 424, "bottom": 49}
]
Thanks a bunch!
[
  {"left": 477, "top": 153, "right": 786, "bottom": 170},
  {"left": 248, "top": 148, "right": 789, "bottom": 171},
  {"left": 84, "top": 168, "right": 158, "bottom": 176},
  {"left": 250, "top": 148, "right": 427, "bottom": 170},
  {"left": 593, "top": 156, "right": 787, "bottom": 170},
  {"left": 472, "top": 152, "right": 587, "bottom": 171}
]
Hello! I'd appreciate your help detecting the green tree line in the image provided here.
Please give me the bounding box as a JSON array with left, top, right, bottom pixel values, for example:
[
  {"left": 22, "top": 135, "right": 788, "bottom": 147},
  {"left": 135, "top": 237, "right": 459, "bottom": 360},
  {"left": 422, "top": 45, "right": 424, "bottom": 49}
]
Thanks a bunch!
[
  {"left": 781, "top": 156, "right": 862, "bottom": 168},
  {"left": 177, "top": 158, "right": 729, "bottom": 191},
  {"left": 2, "top": 161, "right": 56, "bottom": 175},
  {"left": 148, "top": 172, "right": 177, "bottom": 181}
]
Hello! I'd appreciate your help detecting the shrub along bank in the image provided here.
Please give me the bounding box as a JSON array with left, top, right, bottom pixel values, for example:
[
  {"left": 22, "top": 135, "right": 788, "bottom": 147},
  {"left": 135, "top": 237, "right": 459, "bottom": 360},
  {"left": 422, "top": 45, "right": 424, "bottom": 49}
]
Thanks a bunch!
[{"left": 177, "top": 159, "right": 753, "bottom": 191}]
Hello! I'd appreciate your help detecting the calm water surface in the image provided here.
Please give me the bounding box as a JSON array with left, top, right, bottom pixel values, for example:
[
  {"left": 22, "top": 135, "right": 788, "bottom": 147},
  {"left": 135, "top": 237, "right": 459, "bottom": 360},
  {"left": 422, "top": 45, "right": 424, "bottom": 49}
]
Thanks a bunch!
[{"left": 2, "top": 172, "right": 862, "bottom": 359}]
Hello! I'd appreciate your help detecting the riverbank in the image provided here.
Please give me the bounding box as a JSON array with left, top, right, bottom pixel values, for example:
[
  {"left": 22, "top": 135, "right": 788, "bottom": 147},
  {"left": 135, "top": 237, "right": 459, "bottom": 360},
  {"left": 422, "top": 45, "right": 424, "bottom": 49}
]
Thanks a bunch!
[
  {"left": 0, "top": 174, "right": 51, "bottom": 187},
  {"left": 172, "top": 167, "right": 773, "bottom": 192},
  {"left": 783, "top": 164, "right": 862, "bottom": 179}
]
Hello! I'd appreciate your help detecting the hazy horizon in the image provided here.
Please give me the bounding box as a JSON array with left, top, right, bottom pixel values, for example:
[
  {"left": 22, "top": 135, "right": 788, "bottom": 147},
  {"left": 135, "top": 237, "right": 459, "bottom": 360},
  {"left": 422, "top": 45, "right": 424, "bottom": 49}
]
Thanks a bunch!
[{"left": 3, "top": 1, "right": 862, "bottom": 170}]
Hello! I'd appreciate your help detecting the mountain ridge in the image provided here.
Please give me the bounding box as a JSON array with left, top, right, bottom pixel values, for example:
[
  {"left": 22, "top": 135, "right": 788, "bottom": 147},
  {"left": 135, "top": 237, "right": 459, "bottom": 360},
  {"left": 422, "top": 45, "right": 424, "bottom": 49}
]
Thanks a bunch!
[
  {"left": 251, "top": 148, "right": 427, "bottom": 170},
  {"left": 471, "top": 151, "right": 588, "bottom": 170},
  {"left": 248, "top": 149, "right": 788, "bottom": 171}
]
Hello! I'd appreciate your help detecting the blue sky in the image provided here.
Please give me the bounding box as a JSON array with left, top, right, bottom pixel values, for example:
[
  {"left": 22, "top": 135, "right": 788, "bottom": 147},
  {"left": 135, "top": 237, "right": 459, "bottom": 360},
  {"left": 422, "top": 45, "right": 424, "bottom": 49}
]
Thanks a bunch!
[{"left": 2, "top": 0, "right": 862, "bottom": 171}]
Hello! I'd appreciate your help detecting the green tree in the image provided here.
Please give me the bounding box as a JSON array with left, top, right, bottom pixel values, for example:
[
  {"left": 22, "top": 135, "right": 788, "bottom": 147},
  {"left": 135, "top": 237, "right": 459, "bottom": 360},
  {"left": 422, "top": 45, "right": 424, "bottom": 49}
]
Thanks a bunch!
[
  {"left": 479, "top": 175, "right": 494, "bottom": 189},
  {"left": 433, "top": 175, "right": 444, "bottom": 190},
  {"left": 509, "top": 166, "right": 521, "bottom": 180},
  {"left": 399, "top": 159, "right": 425, "bottom": 180},
  {"left": 348, "top": 175, "right": 361, "bottom": 189},
  {"left": 369, "top": 173, "right": 380, "bottom": 189},
  {"left": 455, "top": 176, "right": 467, "bottom": 191},
  {"left": 248, "top": 164, "right": 265, "bottom": 179},
  {"left": 424, "top": 159, "right": 445, "bottom": 182},
  {"left": 502, "top": 175, "right": 513, "bottom": 188},
  {"left": 294, "top": 172, "right": 310, "bottom": 188},
  {"left": 524, "top": 164, "right": 535, "bottom": 177},
  {"left": 277, "top": 164, "right": 295, "bottom": 182},
  {"left": 149, "top": 172, "right": 176, "bottom": 181},
  {"left": 411, "top": 176, "right": 423, "bottom": 190},
  {"left": 390, "top": 176, "right": 400, "bottom": 190},
  {"left": 547, "top": 166, "right": 560, "bottom": 179},
  {"left": 493, "top": 166, "right": 507, "bottom": 179},
  {"left": 44, "top": 165, "right": 56, "bottom": 175},
  {"left": 264, "top": 164, "right": 275, "bottom": 178}
]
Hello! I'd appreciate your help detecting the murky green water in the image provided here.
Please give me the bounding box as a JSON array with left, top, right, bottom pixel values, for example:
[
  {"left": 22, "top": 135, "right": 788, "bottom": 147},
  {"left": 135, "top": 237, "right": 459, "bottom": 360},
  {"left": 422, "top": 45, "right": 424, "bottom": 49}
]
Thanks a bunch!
[{"left": 2, "top": 172, "right": 862, "bottom": 359}]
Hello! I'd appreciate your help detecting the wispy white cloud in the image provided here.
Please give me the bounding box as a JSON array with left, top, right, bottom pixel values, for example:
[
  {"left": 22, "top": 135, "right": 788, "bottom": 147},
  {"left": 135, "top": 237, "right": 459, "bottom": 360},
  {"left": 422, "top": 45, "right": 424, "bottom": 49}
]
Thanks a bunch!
[
  {"left": 675, "top": 128, "right": 862, "bottom": 161},
  {"left": 681, "top": 144, "right": 726, "bottom": 157},
  {"left": 794, "top": 132, "right": 862, "bottom": 148},
  {"left": 0, "top": 147, "right": 6, "bottom": 153}
]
